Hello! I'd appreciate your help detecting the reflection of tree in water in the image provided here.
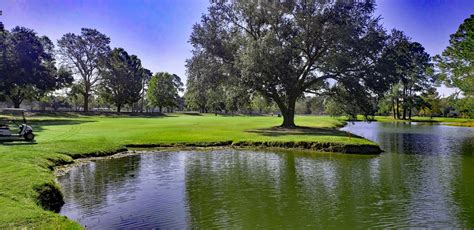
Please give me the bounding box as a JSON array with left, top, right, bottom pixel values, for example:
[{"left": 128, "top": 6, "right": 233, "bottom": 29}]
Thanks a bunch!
[
  {"left": 58, "top": 155, "right": 141, "bottom": 214},
  {"left": 184, "top": 150, "right": 293, "bottom": 228},
  {"left": 184, "top": 147, "right": 474, "bottom": 228},
  {"left": 460, "top": 138, "right": 474, "bottom": 156},
  {"left": 453, "top": 138, "right": 474, "bottom": 227},
  {"left": 183, "top": 150, "right": 402, "bottom": 228}
]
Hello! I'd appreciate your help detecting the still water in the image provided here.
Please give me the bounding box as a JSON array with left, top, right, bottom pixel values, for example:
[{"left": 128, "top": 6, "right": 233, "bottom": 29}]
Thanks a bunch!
[{"left": 58, "top": 122, "right": 474, "bottom": 229}]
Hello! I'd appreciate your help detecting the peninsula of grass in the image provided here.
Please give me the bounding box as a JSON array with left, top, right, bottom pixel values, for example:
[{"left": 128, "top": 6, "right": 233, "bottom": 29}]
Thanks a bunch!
[{"left": 0, "top": 114, "right": 380, "bottom": 228}]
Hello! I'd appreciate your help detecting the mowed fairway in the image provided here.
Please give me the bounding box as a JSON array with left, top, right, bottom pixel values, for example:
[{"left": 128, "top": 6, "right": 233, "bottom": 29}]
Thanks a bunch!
[{"left": 0, "top": 114, "right": 374, "bottom": 228}]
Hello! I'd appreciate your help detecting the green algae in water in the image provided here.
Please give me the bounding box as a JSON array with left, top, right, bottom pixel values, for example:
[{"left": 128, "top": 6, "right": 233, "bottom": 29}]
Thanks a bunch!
[{"left": 57, "top": 122, "right": 474, "bottom": 229}]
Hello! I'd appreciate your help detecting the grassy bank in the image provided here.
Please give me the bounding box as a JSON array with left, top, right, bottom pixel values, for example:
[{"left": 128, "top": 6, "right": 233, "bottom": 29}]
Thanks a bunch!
[
  {"left": 0, "top": 114, "right": 378, "bottom": 228},
  {"left": 371, "top": 116, "right": 474, "bottom": 127}
]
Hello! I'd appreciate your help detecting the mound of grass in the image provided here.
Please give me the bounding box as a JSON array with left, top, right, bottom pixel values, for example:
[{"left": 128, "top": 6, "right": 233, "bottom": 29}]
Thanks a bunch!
[{"left": 0, "top": 114, "right": 377, "bottom": 228}]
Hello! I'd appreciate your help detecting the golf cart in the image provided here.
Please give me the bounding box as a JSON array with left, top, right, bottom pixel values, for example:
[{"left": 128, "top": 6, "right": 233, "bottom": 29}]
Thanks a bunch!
[{"left": 0, "top": 108, "right": 35, "bottom": 141}]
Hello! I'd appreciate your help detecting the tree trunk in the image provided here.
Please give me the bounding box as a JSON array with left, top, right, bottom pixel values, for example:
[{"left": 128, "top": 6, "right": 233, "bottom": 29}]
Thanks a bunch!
[
  {"left": 281, "top": 110, "right": 296, "bottom": 128},
  {"left": 140, "top": 81, "right": 145, "bottom": 113},
  {"left": 117, "top": 104, "right": 121, "bottom": 113},
  {"left": 396, "top": 99, "right": 400, "bottom": 119},
  {"left": 83, "top": 93, "right": 89, "bottom": 112},
  {"left": 159, "top": 106, "right": 163, "bottom": 113},
  {"left": 392, "top": 98, "right": 396, "bottom": 119},
  {"left": 280, "top": 97, "right": 296, "bottom": 128},
  {"left": 402, "top": 108, "right": 406, "bottom": 120},
  {"left": 9, "top": 91, "right": 24, "bottom": 109},
  {"left": 83, "top": 81, "right": 92, "bottom": 112}
]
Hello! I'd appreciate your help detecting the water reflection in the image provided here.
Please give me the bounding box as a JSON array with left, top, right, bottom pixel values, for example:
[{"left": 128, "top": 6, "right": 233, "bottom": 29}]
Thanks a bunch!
[
  {"left": 343, "top": 122, "right": 474, "bottom": 228},
  {"left": 59, "top": 156, "right": 141, "bottom": 226},
  {"left": 58, "top": 122, "right": 474, "bottom": 229}
]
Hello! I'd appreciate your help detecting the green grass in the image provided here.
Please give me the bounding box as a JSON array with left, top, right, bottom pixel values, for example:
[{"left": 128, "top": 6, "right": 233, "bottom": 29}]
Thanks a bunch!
[
  {"left": 372, "top": 116, "right": 474, "bottom": 127},
  {"left": 0, "top": 114, "right": 375, "bottom": 228}
]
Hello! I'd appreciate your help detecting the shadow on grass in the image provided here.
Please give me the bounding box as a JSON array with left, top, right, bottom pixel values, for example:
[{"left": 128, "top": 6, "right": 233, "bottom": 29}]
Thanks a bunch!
[
  {"left": 30, "top": 112, "right": 82, "bottom": 118},
  {"left": 180, "top": 112, "right": 203, "bottom": 116},
  {"left": 28, "top": 119, "right": 96, "bottom": 132},
  {"left": 0, "top": 140, "right": 38, "bottom": 146},
  {"left": 216, "top": 113, "right": 270, "bottom": 117},
  {"left": 30, "top": 111, "right": 177, "bottom": 118},
  {"left": 96, "top": 113, "right": 177, "bottom": 118},
  {"left": 247, "top": 126, "right": 363, "bottom": 138}
]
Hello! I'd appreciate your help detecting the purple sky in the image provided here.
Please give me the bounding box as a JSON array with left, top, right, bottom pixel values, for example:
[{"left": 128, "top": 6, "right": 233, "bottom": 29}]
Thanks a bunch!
[{"left": 1, "top": 0, "right": 473, "bottom": 96}]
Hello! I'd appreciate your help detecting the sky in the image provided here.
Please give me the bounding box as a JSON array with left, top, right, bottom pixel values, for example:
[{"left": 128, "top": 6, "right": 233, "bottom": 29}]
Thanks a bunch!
[{"left": 0, "top": 0, "right": 473, "bottom": 96}]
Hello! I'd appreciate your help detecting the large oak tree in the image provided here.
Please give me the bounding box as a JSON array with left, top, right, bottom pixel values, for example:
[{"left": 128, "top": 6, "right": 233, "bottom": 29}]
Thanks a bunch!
[{"left": 189, "top": 0, "right": 387, "bottom": 127}]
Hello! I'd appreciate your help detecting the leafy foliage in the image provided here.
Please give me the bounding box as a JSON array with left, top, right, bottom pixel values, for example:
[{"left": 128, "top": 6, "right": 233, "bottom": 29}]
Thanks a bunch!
[
  {"left": 57, "top": 28, "right": 111, "bottom": 111},
  {"left": 147, "top": 72, "right": 183, "bottom": 113},
  {"left": 0, "top": 27, "right": 73, "bottom": 108},
  {"left": 381, "top": 30, "right": 433, "bottom": 120},
  {"left": 189, "top": 0, "right": 389, "bottom": 127},
  {"left": 435, "top": 14, "right": 474, "bottom": 97},
  {"left": 99, "top": 48, "right": 147, "bottom": 112}
]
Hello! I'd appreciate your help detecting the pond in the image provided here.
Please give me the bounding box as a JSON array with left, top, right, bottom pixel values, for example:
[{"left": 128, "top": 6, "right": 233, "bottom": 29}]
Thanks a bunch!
[{"left": 57, "top": 122, "right": 474, "bottom": 229}]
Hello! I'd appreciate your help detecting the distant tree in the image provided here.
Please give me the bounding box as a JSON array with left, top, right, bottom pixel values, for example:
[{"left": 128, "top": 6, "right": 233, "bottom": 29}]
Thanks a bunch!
[
  {"left": 223, "top": 84, "right": 251, "bottom": 115},
  {"left": 190, "top": 0, "right": 388, "bottom": 127},
  {"left": 206, "top": 86, "right": 225, "bottom": 115},
  {"left": 308, "top": 96, "right": 325, "bottom": 115},
  {"left": 295, "top": 97, "right": 314, "bottom": 115},
  {"left": 324, "top": 99, "right": 345, "bottom": 118},
  {"left": 67, "top": 83, "right": 84, "bottom": 111},
  {"left": 38, "top": 94, "right": 71, "bottom": 112},
  {"left": 147, "top": 72, "right": 183, "bottom": 113},
  {"left": 419, "top": 88, "right": 441, "bottom": 118},
  {"left": 184, "top": 51, "right": 226, "bottom": 113},
  {"left": 435, "top": 14, "right": 474, "bottom": 97},
  {"left": 184, "top": 79, "right": 209, "bottom": 113},
  {"left": 383, "top": 30, "right": 433, "bottom": 120},
  {"left": 139, "top": 68, "right": 152, "bottom": 112},
  {"left": 455, "top": 97, "right": 474, "bottom": 118},
  {"left": 1, "top": 27, "right": 73, "bottom": 108},
  {"left": 251, "top": 94, "right": 276, "bottom": 115},
  {"left": 99, "top": 48, "right": 145, "bottom": 112},
  {"left": 57, "top": 28, "right": 111, "bottom": 112}
]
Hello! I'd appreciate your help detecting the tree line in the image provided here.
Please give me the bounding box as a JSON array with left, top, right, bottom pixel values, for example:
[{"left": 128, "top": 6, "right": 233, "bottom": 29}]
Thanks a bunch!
[
  {"left": 1, "top": 1, "right": 472, "bottom": 124},
  {"left": 0, "top": 25, "right": 183, "bottom": 112}
]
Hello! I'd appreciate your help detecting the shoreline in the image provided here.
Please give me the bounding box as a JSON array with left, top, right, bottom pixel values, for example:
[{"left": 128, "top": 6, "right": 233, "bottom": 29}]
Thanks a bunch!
[
  {"left": 54, "top": 143, "right": 382, "bottom": 177},
  {"left": 50, "top": 139, "right": 382, "bottom": 220}
]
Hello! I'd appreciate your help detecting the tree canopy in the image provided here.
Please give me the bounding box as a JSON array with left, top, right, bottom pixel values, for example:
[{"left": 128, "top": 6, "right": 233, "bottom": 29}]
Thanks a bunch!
[
  {"left": 0, "top": 27, "right": 73, "bottom": 108},
  {"left": 436, "top": 14, "right": 474, "bottom": 97},
  {"left": 99, "top": 48, "right": 148, "bottom": 112},
  {"left": 147, "top": 72, "right": 183, "bottom": 113},
  {"left": 57, "top": 28, "right": 111, "bottom": 112},
  {"left": 189, "top": 0, "right": 389, "bottom": 127}
]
